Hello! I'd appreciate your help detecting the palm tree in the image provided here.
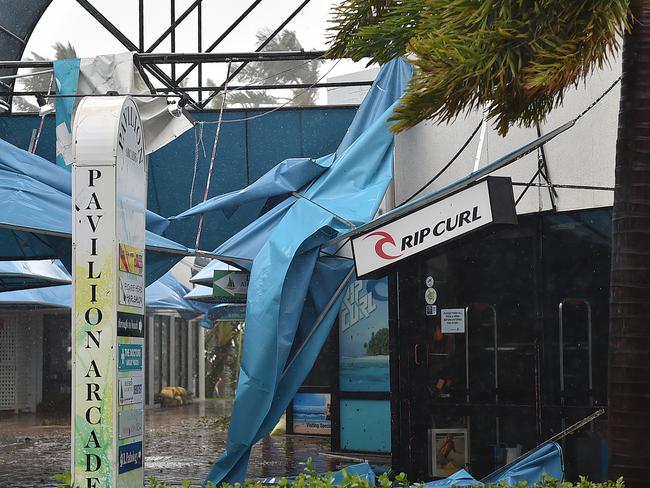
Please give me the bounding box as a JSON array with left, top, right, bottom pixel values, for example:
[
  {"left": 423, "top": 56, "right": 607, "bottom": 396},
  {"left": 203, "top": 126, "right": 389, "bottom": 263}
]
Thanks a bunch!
[
  {"left": 13, "top": 41, "right": 77, "bottom": 112},
  {"left": 207, "top": 29, "right": 324, "bottom": 109},
  {"left": 328, "top": 1, "right": 649, "bottom": 485}
]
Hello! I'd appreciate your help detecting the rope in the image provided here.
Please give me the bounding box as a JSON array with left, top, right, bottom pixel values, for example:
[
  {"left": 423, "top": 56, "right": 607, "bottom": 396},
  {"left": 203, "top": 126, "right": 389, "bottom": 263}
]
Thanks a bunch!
[
  {"left": 31, "top": 74, "right": 54, "bottom": 154},
  {"left": 189, "top": 123, "right": 205, "bottom": 207},
  {"left": 194, "top": 61, "right": 232, "bottom": 250},
  {"left": 575, "top": 76, "right": 621, "bottom": 121},
  {"left": 0, "top": 69, "right": 53, "bottom": 80}
]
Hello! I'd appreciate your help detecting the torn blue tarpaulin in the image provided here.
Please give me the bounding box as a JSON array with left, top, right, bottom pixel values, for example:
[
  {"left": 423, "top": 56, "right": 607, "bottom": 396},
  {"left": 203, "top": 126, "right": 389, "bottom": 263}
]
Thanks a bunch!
[
  {"left": 0, "top": 259, "right": 71, "bottom": 292},
  {"left": 419, "top": 469, "right": 480, "bottom": 487},
  {"left": 173, "top": 156, "right": 333, "bottom": 221},
  {"left": 481, "top": 442, "right": 564, "bottom": 485},
  {"left": 0, "top": 137, "right": 186, "bottom": 284},
  {"left": 201, "top": 58, "right": 413, "bottom": 486},
  {"left": 146, "top": 270, "right": 209, "bottom": 319},
  {"left": 0, "top": 284, "right": 72, "bottom": 309}
]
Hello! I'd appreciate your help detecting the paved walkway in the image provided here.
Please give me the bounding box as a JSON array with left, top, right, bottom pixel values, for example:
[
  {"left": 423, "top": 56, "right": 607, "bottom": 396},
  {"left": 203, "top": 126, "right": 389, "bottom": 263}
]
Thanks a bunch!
[{"left": 0, "top": 400, "right": 337, "bottom": 487}]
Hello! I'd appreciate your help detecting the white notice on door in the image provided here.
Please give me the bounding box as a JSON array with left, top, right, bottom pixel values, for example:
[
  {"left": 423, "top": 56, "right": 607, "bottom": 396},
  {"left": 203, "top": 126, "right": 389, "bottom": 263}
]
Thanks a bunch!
[{"left": 441, "top": 308, "right": 465, "bottom": 333}]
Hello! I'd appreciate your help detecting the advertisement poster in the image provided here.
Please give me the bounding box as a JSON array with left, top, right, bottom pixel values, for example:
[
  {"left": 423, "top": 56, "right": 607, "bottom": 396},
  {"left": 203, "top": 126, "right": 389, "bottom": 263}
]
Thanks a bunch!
[
  {"left": 429, "top": 429, "right": 468, "bottom": 478},
  {"left": 338, "top": 278, "right": 389, "bottom": 392},
  {"left": 292, "top": 393, "right": 331, "bottom": 435}
]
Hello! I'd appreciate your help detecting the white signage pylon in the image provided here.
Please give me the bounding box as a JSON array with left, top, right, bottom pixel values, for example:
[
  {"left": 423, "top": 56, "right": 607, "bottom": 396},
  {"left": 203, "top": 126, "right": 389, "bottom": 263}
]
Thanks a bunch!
[{"left": 72, "top": 96, "right": 146, "bottom": 487}]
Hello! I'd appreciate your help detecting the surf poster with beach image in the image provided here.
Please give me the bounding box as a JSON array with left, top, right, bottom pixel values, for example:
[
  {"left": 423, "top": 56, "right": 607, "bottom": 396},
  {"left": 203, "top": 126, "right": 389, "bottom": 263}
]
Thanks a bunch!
[
  {"left": 292, "top": 393, "right": 331, "bottom": 435},
  {"left": 339, "top": 278, "right": 390, "bottom": 392}
]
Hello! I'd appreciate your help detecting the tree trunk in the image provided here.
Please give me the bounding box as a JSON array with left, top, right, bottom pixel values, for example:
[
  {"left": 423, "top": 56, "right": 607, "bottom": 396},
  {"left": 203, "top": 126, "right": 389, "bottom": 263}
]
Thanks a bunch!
[{"left": 608, "top": 1, "right": 650, "bottom": 485}]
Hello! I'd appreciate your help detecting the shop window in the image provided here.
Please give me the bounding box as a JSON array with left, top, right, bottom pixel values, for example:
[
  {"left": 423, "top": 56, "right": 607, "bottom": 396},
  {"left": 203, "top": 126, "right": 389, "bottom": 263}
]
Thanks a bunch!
[{"left": 339, "top": 278, "right": 390, "bottom": 392}]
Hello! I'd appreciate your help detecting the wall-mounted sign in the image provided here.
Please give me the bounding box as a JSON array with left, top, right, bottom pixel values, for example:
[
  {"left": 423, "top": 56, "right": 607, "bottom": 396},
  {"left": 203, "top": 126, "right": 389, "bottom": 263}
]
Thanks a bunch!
[
  {"left": 118, "top": 343, "right": 143, "bottom": 372},
  {"left": 119, "top": 376, "right": 144, "bottom": 406},
  {"left": 119, "top": 273, "right": 144, "bottom": 308},
  {"left": 213, "top": 270, "right": 249, "bottom": 303},
  {"left": 118, "top": 441, "right": 143, "bottom": 474},
  {"left": 351, "top": 177, "right": 516, "bottom": 278},
  {"left": 119, "top": 409, "right": 144, "bottom": 439},
  {"left": 117, "top": 312, "right": 144, "bottom": 338},
  {"left": 441, "top": 309, "right": 466, "bottom": 334},
  {"left": 119, "top": 243, "right": 144, "bottom": 276}
]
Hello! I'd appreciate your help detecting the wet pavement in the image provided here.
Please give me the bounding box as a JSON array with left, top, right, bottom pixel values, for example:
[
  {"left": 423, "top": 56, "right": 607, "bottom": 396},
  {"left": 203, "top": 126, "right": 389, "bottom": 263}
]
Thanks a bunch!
[{"left": 0, "top": 400, "right": 340, "bottom": 487}]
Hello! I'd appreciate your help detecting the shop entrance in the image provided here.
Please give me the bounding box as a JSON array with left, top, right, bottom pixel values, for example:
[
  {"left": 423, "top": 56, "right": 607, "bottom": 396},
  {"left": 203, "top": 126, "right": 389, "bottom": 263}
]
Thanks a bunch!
[{"left": 390, "top": 208, "right": 611, "bottom": 482}]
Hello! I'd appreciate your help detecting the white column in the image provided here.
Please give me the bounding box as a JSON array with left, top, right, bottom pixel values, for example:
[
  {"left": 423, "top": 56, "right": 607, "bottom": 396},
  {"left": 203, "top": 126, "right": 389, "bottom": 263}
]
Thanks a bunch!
[
  {"left": 169, "top": 316, "right": 176, "bottom": 386},
  {"left": 187, "top": 321, "right": 193, "bottom": 395},
  {"left": 147, "top": 315, "right": 155, "bottom": 406},
  {"left": 198, "top": 326, "right": 206, "bottom": 401}
]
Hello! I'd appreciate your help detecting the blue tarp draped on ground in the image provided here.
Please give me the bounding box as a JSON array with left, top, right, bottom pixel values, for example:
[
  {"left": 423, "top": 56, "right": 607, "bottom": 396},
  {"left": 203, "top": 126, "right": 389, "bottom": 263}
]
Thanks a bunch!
[
  {"left": 481, "top": 442, "right": 564, "bottom": 485},
  {"left": 202, "top": 59, "right": 412, "bottom": 486},
  {"left": 0, "top": 137, "right": 185, "bottom": 284}
]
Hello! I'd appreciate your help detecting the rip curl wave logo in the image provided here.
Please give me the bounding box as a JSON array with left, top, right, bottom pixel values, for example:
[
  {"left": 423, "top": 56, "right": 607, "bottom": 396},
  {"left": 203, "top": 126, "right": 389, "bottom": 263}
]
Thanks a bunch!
[{"left": 364, "top": 231, "right": 402, "bottom": 260}]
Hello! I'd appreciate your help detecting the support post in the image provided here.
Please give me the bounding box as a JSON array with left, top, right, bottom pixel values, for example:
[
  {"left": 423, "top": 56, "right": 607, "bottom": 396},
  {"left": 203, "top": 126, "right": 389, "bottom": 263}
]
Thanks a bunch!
[
  {"left": 198, "top": 326, "right": 205, "bottom": 401},
  {"left": 72, "top": 96, "right": 147, "bottom": 487},
  {"left": 147, "top": 315, "right": 155, "bottom": 407}
]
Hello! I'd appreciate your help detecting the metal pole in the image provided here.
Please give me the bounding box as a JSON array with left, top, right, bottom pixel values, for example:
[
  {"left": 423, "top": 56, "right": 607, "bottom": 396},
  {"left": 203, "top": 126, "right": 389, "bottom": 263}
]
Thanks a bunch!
[
  {"left": 200, "top": 0, "right": 315, "bottom": 108},
  {"left": 146, "top": 0, "right": 201, "bottom": 52},
  {"left": 174, "top": 0, "right": 265, "bottom": 84},
  {"left": 198, "top": 326, "right": 206, "bottom": 401}
]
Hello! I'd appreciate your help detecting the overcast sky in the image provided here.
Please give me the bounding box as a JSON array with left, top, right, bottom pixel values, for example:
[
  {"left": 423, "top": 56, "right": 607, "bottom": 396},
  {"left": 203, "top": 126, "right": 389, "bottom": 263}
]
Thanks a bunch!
[{"left": 24, "top": 0, "right": 373, "bottom": 98}]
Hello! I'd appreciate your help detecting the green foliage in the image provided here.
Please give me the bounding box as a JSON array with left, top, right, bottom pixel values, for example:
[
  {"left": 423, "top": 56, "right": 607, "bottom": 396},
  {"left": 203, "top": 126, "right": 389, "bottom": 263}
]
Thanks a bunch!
[
  {"left": 54, "top": 465, "right": 625, "bottom": 487},
  {"left": 327, "top": 1, "right": 630, "bottom": 135}
]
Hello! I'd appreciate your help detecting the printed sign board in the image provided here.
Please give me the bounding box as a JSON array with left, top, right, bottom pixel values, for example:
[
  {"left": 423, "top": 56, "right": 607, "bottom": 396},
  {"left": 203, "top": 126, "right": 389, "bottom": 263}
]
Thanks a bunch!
[
  {"left": 72, "top": 96, "right": 146, "bottom": 487},
  {"left": 441, "top": 308, "right": 466, "bottom": 333},
  {"left": 119, "top": 409, "right": 144, "bottom": 439},
  {"left": 118, "top": 441, "right": 143, "bottom": 474},
  {"left": 119, "top": 273, "right": 145, "bottom": 308},
  {"left": 119, "top": 376, "right": 144, "bottom": 405},
  {"left": 117, "top": 312, "right": 145, "bottom": 338},
  {"left": 351, "top": 177, "right": 516, "bottom": 278},
  {"left": 118, "top": 343, "right": 143, "bottom": 371},
  {"left": 119, "top": 243, "right": 144, "bottom": 275},
  {"left": 213, "top": 270, "right": 249, "bottom": 303}
]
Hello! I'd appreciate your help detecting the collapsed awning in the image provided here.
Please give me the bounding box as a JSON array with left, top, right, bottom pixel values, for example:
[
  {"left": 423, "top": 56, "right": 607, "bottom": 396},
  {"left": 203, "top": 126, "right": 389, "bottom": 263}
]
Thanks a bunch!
[
  {"left": 146, "top": 271, "right": 208, "bottom": 319},
  {"left": 0, "top": 259, "right": 71, "bottom": 292},
  {"left": 0, "top": 137, "right": 189, "bottom": 284}
]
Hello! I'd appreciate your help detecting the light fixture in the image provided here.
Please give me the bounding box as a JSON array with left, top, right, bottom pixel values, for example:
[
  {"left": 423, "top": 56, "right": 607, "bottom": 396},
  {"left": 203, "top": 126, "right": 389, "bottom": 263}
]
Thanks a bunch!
[
  {"left": 167, "top": 95, "right": 189, "bottom": 118},
  {"left": 36, "top": 94, "right": 55, "bottom": 117}
]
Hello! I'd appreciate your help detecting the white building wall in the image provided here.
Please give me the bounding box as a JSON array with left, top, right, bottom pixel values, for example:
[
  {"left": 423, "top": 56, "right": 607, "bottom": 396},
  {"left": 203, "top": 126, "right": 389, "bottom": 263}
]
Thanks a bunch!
[
  {"left": 327, "top": 67, "right": 380, "bottom": 105},
  {"left": 394, "top": 56, "right": 621, "bottom": 215}
]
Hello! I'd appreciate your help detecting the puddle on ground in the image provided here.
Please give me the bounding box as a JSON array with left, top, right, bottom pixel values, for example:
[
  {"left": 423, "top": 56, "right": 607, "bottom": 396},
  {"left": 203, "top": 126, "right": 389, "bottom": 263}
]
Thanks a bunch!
[{"left": 0, "top": 399, "right": 339, "bottom": 487}]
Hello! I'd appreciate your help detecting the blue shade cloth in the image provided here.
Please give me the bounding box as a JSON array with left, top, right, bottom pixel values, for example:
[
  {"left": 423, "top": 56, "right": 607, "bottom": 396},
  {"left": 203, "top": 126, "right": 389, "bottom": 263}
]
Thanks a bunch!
[
  {"left": 204, "top": 59, "right": 413, "bottom": 486},
  {"left": 53, "top": 58, "right": 80, "bottom": 169},
  {"left": 0, "top": 137, "right": 186, "bottom": 284},
  {"left": 419, "top": 469, "right": 480, "bottom": 488},
  {"left": 482, "top": 442, "right": 564, "bottom": 485},
  {"left": 0, "top": 136, "right": 169, "bottom": 235},
  {"left": 0, "top": 284, "right": 72, "bottom": 309},
  {"left": 173, "top": 156, "right": 332, "bottom": 221},
  {"left": 260, "top": 462, "right": 375, "bottom": 486},
  {"left": 184, "top": 285, "right": 216, "bottom": 303},
  {"left": 145, "top": 270, "right": 209, "bottom": 319},
  {"left": 0, "top": 259, "right": 71, "bottom": 292}
]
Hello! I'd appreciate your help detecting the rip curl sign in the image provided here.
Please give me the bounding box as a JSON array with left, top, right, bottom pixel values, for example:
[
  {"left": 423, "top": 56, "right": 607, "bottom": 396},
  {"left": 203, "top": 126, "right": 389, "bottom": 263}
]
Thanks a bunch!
[
  {"left": 351, "top": 177, "right": 517, "bottom": 278},
  {"left": 72, "top": 96, "right": 146, "bottom": 488}
]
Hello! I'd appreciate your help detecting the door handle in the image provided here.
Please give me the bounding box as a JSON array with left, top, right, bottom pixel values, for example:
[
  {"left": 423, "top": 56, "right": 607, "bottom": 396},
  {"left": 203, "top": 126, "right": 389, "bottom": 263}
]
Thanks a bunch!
[{"left": 414, "top": 344, "right": 421, "bottom": 366}]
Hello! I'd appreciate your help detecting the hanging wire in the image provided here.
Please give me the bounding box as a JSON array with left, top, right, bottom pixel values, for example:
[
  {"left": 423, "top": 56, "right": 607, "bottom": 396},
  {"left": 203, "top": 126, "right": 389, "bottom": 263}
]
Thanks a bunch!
[
  {"left": 194, "top": 61, "right": 233, "bottom": 250},
  {"left": 189, "top": 123, "right": 206, "bottom": 206},
  {"left": 199, "top": 58, "right": 342, "bottom": 125}
]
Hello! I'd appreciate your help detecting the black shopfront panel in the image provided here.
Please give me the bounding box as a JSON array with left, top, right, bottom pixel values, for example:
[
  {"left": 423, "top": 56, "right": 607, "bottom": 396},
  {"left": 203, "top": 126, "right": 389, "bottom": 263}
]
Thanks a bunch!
[{"left": 389, "top": 208, "right": 611, "bottom": 482}]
